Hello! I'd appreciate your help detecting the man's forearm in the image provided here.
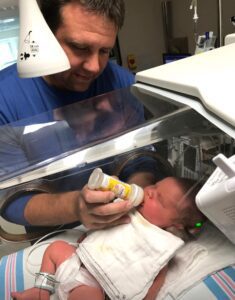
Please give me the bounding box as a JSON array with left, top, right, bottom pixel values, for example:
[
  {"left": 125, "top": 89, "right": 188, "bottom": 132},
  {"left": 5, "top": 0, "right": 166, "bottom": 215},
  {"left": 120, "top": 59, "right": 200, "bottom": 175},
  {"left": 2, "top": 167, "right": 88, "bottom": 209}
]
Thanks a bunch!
[
  {"left": 24, "top": 187, "right": 133, "bottom": 230},
  {"left": 24, "top": 191, "right": 80, "bottom": 226}
]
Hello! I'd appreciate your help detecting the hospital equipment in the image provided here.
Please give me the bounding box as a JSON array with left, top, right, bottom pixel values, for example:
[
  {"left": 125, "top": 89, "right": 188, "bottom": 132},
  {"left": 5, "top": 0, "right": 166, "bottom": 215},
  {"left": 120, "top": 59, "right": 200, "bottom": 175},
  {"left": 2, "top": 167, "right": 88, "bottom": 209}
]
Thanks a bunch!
[
  {"left": 0, "top": 36, "right": 235, "bottom": 244},
  {"left": 232, "top": 16, "right": 235, "bottom": 27},
  {"left": 189, "top": 0, "right": 199, "bottom": 49},
  {"left": 134, "top": 33, "right": 235, "bottom": 245},
  {"left": 196, "top": 153, "right": 235, "bottom": 244},
  {"left": 0, "top": 34, "right": 235, "bottom": 300},
  {"left": 34, "top": 271, "right": 58, "bottom": 294},
  {"left": 194, "top": 32, "right": 216, "bottom": 54},
  {"left": 189, "top": 0, "right": 199, "bottom": 23}
]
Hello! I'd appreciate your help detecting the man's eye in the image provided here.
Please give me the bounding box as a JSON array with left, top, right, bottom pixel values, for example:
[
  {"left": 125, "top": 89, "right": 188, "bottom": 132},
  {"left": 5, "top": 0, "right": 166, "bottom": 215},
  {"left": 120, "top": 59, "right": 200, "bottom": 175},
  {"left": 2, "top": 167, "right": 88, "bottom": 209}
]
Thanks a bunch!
[
  {"left": 100, "top": 49, "right": 111, "bottom": 55},
  {"left": 77, "top": 47, "right": 89, "bottom": 52},
  {"left": 70, "top": 43, "right": 88, "bottom": 52}
]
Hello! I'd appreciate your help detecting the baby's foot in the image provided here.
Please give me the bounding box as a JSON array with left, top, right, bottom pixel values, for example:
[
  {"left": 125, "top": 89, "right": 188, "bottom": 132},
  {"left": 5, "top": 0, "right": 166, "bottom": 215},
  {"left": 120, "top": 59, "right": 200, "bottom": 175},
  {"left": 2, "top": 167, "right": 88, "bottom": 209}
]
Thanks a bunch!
[{"left": 11, "top": 287, "right": 50, "bottom": 300}]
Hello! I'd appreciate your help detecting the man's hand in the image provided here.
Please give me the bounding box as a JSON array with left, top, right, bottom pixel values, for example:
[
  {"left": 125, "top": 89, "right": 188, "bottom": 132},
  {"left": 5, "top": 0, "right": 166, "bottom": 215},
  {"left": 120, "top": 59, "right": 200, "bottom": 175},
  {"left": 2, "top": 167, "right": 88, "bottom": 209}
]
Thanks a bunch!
[{"left": 76, "top": 185, "right": 133, "bottom": 230}]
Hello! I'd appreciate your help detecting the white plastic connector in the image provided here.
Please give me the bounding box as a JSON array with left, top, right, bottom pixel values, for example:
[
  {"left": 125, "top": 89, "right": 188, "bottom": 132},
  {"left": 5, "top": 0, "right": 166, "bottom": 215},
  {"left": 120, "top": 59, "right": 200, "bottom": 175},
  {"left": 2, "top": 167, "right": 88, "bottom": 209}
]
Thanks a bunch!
[
  {"left": 193, "top": 9, "right": 199, "bottom": 21},
  {"left": 190, "top": 0, "right": 199, "bottom": 22},
  {"left": 224, "top": 33, "right": 235, "bottom": 45},
  {"left": 213, "top": 153, "right": 235, "bottom": 178}
]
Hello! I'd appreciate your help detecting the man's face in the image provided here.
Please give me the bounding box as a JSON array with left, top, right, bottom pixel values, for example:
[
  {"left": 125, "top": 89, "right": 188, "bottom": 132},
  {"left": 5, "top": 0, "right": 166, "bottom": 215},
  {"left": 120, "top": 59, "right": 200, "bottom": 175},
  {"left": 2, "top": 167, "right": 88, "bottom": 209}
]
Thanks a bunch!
[
  {"left": 138, "top": 177, "right": 185, "bottom": 228},
  {"left": 45, "top": 3, "right": 118, "bottom": 91}
]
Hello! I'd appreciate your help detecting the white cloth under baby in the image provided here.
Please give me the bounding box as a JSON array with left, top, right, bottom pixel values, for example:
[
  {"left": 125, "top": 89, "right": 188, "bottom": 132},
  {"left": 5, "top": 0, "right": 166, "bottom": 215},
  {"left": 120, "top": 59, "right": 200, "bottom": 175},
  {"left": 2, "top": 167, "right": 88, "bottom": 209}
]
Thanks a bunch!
[
  {"left": 157, "top": 222, "right": 235, "bottom": 299},
  {"left": 54, "top": 253, "right": 101, "bottom": 300},
  {"left": 78, "top": 210, "right": 184, "bottom": 300}
]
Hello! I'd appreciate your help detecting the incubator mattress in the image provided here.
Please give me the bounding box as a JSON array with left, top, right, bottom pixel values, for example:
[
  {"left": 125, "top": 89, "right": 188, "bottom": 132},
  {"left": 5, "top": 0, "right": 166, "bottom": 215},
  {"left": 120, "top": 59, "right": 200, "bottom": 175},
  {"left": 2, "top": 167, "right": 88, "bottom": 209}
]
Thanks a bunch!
[{"left": 0, "top": 224, "right": 234, "bottom": 300}]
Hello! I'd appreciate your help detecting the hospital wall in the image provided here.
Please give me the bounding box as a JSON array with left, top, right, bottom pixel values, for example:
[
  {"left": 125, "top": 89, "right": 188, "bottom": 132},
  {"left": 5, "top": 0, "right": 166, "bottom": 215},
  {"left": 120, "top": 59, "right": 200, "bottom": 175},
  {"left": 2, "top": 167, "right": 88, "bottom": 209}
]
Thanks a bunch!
[{"left": 119, "top": 0, "right": 235, "bottom": 72}]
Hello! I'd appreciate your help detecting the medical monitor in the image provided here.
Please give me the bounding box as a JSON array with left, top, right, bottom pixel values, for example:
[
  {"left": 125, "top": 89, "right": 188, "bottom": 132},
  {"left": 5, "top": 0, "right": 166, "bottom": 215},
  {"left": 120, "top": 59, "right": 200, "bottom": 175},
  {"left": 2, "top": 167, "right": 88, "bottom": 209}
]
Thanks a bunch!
[{"left": 162, "top": 53, "right": 191, "bottom": 64}]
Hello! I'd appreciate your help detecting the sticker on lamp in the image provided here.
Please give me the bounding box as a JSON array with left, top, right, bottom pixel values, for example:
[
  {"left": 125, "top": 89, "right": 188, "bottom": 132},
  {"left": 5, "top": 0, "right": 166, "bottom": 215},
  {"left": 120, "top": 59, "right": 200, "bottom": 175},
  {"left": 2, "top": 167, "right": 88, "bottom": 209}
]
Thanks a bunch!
[{"left": 20, "top": 30, "right": 39, "bottom": 61}]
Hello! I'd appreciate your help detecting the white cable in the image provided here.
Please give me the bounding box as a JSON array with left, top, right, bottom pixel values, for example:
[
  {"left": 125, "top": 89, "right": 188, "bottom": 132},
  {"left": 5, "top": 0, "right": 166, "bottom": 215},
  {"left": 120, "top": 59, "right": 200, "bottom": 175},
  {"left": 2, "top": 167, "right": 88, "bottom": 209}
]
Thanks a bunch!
[
  {"left": 25, "top": 228, "right": 85, "bottom": 276},
  {"left": 190, "top": 0, "right": 199, "bottom": 46}
]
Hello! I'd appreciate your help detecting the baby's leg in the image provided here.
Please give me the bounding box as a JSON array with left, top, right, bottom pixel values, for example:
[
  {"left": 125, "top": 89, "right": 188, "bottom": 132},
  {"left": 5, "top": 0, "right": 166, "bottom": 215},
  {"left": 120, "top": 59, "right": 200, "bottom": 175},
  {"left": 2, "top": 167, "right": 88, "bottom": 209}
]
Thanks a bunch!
[
  {"left": 69, "top": 285, "right": 105, "bottom": 300},
  {"left": 11, "top": 240, "right": 76, "bottom": 300},
  {"left": 40, "top": 240, "right": 76, "bottom": 272},
  {"left": 11, "top": 288, "right": 50, "bottom": 300}
]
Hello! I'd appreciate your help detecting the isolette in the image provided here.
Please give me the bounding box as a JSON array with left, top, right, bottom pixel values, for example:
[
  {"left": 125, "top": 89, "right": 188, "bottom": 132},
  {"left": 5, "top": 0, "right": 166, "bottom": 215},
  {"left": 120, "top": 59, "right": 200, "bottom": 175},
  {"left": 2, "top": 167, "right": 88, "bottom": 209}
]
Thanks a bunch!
[{"left": 0, "top": 41, "right": 234, "bottom": 299}]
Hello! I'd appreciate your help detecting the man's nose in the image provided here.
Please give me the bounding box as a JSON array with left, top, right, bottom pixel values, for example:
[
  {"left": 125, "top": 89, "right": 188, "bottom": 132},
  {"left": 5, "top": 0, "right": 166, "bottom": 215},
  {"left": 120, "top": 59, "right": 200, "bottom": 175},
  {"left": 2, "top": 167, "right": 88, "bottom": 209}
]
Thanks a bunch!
[{"left": 83, "top": 53, "right": 100, "bottom": 74}]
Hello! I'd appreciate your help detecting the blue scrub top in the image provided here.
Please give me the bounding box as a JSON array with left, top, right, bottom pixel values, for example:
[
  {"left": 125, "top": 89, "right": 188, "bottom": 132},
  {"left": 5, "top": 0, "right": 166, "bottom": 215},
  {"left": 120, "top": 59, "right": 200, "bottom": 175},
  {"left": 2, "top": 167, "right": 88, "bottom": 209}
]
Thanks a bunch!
[{"left": 0, "top": 62, "right": 149, "bottom": 226}]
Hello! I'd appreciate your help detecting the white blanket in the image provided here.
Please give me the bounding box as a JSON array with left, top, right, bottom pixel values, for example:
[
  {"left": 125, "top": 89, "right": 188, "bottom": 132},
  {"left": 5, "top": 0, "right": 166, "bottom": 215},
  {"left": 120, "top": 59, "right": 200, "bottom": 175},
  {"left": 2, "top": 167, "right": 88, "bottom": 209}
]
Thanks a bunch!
[
  {"left": 157, "top": 222, "right": 235, "bottom": 299},
  {"left": 78, "top": 210, "right": 184, "bottom": 300}
]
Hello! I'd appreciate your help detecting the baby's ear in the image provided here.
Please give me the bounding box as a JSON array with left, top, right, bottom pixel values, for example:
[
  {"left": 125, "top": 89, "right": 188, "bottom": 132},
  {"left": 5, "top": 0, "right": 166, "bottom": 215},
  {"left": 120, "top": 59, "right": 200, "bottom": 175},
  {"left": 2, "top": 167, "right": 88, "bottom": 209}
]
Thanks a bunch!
[
  {"left": 173, "top": 223, "right": 184, "bottom": 230},
  {"left": 187, "top": 227, "right": 201, "bottom": 235},
  {"left": 165, "top": 225, "right": 186, "bottom": 240}
]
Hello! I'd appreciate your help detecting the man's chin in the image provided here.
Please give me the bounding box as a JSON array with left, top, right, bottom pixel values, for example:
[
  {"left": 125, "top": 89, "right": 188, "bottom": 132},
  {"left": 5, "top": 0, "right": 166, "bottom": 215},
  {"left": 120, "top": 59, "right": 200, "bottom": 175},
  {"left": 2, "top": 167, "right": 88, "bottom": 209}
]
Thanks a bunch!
[{"left": 70, "top": 81, "right": 92, "bottom": 92}]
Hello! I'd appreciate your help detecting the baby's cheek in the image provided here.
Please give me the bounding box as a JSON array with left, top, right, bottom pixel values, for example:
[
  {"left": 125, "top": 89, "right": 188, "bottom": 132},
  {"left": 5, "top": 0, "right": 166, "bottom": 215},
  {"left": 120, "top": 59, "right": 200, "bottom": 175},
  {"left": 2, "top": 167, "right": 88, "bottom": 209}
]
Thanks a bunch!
[
  {"left": 137, "top": 205, "right": 149, "bottom": 218},
  {"left": 139, "top": 207, "right": 155, "bottom": 223}
]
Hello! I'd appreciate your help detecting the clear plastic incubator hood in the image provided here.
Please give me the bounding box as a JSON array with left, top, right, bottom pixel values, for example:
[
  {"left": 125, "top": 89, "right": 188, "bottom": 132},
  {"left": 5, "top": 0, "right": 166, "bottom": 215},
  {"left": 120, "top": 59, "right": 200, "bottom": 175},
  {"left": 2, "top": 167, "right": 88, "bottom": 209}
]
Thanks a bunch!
[
  {"left": 135, "top": 41, "right": 235, "bottom": 244},
  {"left": 0, "top": 42, "right": 234, "bottom": 244}
]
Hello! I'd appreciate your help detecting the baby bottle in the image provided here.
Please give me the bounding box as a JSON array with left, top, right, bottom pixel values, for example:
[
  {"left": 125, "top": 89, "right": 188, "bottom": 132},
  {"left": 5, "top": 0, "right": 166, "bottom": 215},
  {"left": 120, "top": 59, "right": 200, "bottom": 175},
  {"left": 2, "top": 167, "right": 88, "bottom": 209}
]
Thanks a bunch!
[{"left": 88, "top": 168, "right": 144, "bottom": 207}]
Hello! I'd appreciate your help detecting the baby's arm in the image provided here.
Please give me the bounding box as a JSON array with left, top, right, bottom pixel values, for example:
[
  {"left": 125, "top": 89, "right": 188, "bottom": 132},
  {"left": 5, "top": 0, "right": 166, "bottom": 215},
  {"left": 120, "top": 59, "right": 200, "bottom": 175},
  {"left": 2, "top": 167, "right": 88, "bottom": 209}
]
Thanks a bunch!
[
  {"left": 11, "top": 240, "right": 76, "bottom": 300},
  {"left": 144, "top": 266, "right": 168, "bottom": 300}
]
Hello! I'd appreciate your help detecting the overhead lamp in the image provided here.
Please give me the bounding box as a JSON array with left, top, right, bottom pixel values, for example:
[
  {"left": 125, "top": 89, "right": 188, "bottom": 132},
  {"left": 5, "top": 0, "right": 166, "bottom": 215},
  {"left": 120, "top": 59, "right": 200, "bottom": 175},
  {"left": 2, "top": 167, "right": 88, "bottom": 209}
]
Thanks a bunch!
[{"left": 17, "top": 0, "right": 70, "bottom": 78}]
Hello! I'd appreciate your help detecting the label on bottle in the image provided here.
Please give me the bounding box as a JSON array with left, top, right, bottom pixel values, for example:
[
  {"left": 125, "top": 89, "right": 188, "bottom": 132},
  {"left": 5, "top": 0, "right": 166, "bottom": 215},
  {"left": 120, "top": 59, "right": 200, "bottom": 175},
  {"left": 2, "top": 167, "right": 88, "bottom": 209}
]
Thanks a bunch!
[{"left": 101, "top": 176, "right": 131, "bottom": 199}]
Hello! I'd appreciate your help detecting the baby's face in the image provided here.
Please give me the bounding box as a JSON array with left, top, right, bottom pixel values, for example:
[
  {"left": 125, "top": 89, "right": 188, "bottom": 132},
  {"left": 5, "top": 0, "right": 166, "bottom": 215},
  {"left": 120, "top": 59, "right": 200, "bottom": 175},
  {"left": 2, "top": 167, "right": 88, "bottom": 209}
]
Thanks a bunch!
[{"left": 138, "top": 177, "right": 185, "bottom": 228}]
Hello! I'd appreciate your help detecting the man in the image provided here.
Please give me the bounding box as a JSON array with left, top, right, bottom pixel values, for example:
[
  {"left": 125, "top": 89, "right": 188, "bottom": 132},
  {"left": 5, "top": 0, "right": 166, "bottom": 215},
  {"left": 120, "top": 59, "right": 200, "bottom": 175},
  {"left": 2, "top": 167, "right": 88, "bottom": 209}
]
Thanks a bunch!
[{"left": 0, "top": 0, "right": 144, "bottom": 230}]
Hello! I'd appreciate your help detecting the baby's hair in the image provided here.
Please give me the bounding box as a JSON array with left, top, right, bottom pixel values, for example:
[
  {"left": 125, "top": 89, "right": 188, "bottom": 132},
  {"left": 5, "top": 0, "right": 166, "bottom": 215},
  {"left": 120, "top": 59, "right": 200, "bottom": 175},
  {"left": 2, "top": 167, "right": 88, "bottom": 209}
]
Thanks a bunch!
[{"left": 175, "top": 177, "right": 206, "bottom": 229}]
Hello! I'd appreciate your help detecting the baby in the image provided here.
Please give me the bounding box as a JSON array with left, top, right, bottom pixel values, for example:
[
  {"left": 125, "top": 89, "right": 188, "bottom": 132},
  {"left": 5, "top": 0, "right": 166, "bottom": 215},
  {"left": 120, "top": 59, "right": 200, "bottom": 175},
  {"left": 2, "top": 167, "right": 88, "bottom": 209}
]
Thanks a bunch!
[{"left": 12, "top": 177, "right": 205, "bottom": 300}]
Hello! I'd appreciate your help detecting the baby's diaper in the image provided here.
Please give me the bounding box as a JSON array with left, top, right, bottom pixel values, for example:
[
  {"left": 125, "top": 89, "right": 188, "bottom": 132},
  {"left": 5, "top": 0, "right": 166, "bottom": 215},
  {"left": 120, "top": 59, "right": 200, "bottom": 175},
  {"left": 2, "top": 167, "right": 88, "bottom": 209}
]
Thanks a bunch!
[{"left": 55, "top": 253, "right": 101, "bottom": 300}]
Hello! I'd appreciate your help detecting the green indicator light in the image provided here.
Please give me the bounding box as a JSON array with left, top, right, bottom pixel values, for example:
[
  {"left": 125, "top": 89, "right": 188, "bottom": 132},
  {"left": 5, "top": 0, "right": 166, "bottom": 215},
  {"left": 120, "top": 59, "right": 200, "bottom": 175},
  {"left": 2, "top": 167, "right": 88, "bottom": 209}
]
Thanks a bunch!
[{"left": 195, "top": 222, "right": 203, "bottom": 228}]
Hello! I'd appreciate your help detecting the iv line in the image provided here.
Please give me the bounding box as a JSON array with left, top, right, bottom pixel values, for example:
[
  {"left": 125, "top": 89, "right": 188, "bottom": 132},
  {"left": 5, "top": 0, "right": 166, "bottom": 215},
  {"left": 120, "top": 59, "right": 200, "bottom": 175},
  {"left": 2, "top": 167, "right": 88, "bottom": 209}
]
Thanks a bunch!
[{"left": 190, "top": 0, "right": 200, "bottom": 46}]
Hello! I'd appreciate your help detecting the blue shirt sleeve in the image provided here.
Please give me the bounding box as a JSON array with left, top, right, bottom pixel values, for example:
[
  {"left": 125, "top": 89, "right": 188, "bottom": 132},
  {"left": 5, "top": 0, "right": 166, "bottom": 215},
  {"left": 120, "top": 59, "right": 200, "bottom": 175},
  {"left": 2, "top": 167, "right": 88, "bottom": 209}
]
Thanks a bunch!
[
  {"left": 0, "top": 62, "right": 142, "bottom": 227},
  {"left": 2, "top": 194, "right": 32, "bottom": 225}
]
